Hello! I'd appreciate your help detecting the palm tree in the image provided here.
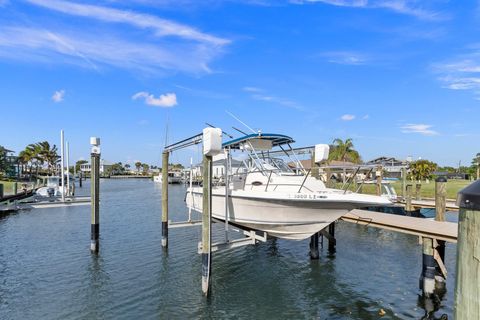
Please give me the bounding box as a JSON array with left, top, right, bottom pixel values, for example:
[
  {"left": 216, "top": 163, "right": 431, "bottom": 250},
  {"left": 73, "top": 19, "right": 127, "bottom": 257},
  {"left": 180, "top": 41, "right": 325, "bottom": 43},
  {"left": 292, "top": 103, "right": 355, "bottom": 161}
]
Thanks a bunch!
[
  {"left": 36, "top": 141, "right": 59, "bottom": 174},
  {"left": 135, "top": 162, "right": 142, "bottom": 175},
  {"left": 328, "top": 138, "right": 361, "bottom": 164}
]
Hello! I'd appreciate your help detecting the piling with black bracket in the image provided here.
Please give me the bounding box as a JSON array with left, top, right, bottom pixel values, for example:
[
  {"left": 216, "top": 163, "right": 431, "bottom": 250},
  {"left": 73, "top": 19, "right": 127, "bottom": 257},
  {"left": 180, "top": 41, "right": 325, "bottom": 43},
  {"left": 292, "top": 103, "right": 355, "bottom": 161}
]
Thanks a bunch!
[
  {"left": 328, "top": 222, "right": 336, "bottom": 253},
  {"left": 90, "top": 137, "right": 101, "bottom": 253},
  {"left": 202, "top": 153, "right": 213, "bottom": 295},
  {"left": 420, "top": 237, "right": 436, "bottom": 296},
  {"left": 434, "top": 176, "right": 447, "bottom": 287},
  {"left": 454, "top": 180, "right": 480, "bottom": 319},
  {"left": 161, "top": 151, "right": 169, "bottom": 248}
]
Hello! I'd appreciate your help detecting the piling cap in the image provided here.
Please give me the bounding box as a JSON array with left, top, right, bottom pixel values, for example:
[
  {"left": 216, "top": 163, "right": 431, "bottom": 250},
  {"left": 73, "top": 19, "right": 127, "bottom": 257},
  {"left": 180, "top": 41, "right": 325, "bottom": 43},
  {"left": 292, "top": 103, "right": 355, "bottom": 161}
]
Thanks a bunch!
[
  {"left": 435, "top": 176, "right": 447, "bottom": 183},
  {"left": 456, "top": 180, "right": 480, "bottom": 210}
]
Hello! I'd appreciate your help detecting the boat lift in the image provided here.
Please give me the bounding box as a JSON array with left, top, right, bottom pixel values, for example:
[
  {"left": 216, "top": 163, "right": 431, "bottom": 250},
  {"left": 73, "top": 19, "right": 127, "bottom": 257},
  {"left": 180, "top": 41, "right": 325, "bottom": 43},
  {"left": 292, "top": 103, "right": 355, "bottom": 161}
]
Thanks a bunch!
[{"left": 161, "top": 127, "right": 268, "bottom": 296}]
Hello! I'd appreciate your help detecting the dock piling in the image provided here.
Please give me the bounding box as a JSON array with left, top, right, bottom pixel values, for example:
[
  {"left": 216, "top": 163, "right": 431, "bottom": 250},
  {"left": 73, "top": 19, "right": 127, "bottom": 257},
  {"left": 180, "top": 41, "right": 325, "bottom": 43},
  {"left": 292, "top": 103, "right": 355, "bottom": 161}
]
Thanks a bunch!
[
  {"left": 416, "top": 183, "right": 422, "bottom": 201},
  {"left": 13, "top": 182, "right": 17, "bottom": 195},
  {"left": 90, "top": 137, "right": 101, "bottom": 253},
  {"left": 202, "top": 153, "right": 213, "bottom": 295},
  {"left": 79, "top": 172, "right": 82, "bottom": 188},
  {"left": 309, "top": 233, "right": 319, "bottom": 260},
  {"left": 0, "top": 184, "right": 3, "bottom": 198},
  {"left": 161, "top": 151, "right": 169, "bottom": 248},
  {"left": 376, "top": 166, "right": 383, "bottom": 196},
  {"left": 454, "top": 180, "right": 480, "bottom": 319},
  {"left": 405, "top": 184, "right": 413, "bottom": 215}
]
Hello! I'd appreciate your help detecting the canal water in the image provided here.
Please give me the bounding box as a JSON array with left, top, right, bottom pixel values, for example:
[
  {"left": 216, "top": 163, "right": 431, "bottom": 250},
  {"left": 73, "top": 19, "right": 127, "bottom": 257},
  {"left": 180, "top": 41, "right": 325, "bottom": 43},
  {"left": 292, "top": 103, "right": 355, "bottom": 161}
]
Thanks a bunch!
[{"left": 0, "top": 179, "right": 457, "bottom": 319}]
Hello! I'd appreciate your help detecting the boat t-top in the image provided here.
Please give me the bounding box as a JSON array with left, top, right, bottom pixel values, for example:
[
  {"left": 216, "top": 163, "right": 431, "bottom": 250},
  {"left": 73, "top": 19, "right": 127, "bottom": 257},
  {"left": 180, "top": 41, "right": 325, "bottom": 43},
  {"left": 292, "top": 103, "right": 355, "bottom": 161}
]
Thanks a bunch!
[{"left": 185, "top": 132, "right": 392, "bottom": 240}]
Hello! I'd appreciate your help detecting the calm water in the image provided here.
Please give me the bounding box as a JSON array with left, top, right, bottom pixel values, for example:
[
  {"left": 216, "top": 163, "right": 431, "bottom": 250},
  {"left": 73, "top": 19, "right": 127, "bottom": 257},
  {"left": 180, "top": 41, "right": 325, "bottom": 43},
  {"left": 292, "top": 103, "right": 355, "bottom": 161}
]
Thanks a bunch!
[{"left": 0, "top": 179, "right": 458, "bottom": 319}]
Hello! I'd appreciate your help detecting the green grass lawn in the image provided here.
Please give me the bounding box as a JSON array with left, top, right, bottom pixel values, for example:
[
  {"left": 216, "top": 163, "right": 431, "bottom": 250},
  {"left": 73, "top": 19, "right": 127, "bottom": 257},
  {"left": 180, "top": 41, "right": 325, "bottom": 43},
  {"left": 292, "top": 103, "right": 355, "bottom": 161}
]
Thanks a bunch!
[
  {"left": 351, "top": 179, "right": 472, "bottom": 200},
  {"left": 0, "top": 180, "right": 36, "bottom": 196}
]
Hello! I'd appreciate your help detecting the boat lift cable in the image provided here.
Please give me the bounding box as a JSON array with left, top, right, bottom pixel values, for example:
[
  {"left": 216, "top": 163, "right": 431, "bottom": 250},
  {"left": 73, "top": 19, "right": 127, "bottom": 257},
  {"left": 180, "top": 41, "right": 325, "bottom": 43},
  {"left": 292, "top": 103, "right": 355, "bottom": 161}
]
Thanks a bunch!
[
  {"left": 232, "top": 126, "right": 248, "bottom": 136},
  {"left": 226, "top": 111, "right": 257, "bottom": 134}
]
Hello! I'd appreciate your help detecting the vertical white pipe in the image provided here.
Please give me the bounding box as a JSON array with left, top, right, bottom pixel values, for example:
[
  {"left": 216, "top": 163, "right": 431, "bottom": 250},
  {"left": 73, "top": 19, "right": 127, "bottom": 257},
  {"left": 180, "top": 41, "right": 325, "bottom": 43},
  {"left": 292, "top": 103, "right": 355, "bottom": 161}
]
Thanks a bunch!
[
  {"left": 60, "top": 130, "right": 65, "bottom": 202},
  {"left": 66, "top": 141, "right": 70, "bottom": 197},
  {"left": 188, "top": 157, "right": 193, "bottom": 222},
  {"left": 224, "top": 149, "right": 230, "bottom": 242}
]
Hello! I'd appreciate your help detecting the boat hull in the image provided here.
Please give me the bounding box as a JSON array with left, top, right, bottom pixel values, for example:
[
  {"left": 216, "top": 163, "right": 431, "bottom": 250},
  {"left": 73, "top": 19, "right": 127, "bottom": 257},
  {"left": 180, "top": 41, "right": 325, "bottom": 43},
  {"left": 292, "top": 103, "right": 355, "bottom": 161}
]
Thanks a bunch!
[{"left": 186, "top": 191, "right": 349, "bottom": 240}]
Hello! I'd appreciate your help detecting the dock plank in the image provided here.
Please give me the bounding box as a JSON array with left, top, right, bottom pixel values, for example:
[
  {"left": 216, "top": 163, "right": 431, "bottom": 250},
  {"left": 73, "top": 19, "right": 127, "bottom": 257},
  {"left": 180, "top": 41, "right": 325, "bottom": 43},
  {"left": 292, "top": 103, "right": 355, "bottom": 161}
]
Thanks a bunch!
[{"left": 341, "top": 209, "right": 458, "bottom": 243}]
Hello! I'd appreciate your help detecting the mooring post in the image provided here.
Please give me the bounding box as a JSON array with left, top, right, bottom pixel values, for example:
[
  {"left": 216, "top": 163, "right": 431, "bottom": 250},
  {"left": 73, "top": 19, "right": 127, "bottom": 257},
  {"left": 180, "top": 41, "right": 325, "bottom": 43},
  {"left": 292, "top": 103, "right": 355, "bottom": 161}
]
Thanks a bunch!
[
  {"left": 416, "top": 183, "right": 422, "bottom": 201},
  {"left": 434, "top": 176, "right": 447, "bottom": 286},
  {"left": 454, "top": 180, "right": 480, "bottom": 319},
  {"left": 79, "top": 171, "right": 83, "bottom": 188},
  {"left": 90, "top": 137, "right": 101, "bottom": 253},
  {"left": 0, "top": 183, "right": 3, "bottom": 199},
  {"left": 376, "top": 166, "right": 383, "bottom": 196},
  {"left": 202, "top": 153, "right": 213, "bottom": 295},
  {"left": 309, "top": 233, "right": 319, "bottom": 260},
  {"left": 405, "top": 184, "right": 413, "bottom": 215},
  {"left": 161, "top": 151, "right": 169, "bottom": 248},
  {"left": 13, "top": 182, "right": 17, "bottom": 195},
  {"left": 420, "top": 237, "right": 436, "bottom": 296},
  {"left": 328, "top": 222, "right": 336, "bottom": 253},
  {"left": 401, "top": 167, "right": 407, "bottom": 199}
]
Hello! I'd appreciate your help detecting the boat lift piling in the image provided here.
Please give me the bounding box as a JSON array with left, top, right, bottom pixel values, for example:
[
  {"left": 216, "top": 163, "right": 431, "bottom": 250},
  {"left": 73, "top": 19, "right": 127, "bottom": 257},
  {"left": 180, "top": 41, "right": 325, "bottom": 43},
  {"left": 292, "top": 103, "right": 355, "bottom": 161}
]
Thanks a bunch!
[
  {"left": 201, "top": 153, "right": 213, "bottom": 295},
  {"left": 434, "top": 177, "right": 447, "bottom": 288},
  {"left": 161, "top": 151, "right": 169, "bottom": 248},
  {"left": 90, "top": 137, "right": 101, "bottom": 253}
]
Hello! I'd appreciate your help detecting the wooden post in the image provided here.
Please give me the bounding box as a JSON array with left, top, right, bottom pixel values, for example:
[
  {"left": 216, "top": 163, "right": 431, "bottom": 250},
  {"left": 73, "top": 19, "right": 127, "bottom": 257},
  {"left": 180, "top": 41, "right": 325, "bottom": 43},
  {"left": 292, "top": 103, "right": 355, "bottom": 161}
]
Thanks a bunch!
[
  {"left": 13, "top": 182, "right": 17, "bottom": 195},
  {"left": 79, "top": 172, "right": 83, "bottom": 188},
  {"left": 454, "top": 180, "right": 480, "bottom": 319},
  {"left": 434, "top": 176, "right": 447, "bottom": 286},
  {"left": 376, "top": 166, "right": 382, "bottom": 196},
  {"left": 161, "top": 151, "right": 169, "bottom": 248},
  {"left": 202, "top": 154, "right": 213, "bottom": 295},
  {"left": 90, "top": 138, "right": 101, "bottom": 253},
  {"left": 328, "top": 222, "right": 336, "bottom": 253},
  {"left": 416, "top": 183, "right": 422, "bottom": 201},
  {"left": 309, "top": 233, "right": 319, "bottom": 260},
  {"left": 405, "top": 184, "right": 413, "bottom": 215},
  {"left": 401, "top": 167, "right": 407, "bottom": 199},
  {"left": 0, "top": 183, "right": 3, "bottom": 199}
]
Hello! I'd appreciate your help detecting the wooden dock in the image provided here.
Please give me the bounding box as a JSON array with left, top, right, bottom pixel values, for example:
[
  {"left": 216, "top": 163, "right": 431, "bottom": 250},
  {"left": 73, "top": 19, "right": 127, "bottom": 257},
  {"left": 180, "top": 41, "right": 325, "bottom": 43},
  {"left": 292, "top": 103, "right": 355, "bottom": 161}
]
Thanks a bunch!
[
  {"left": 341, "top": 209, "right": 457, "bottom": 243},
  {"left": 396, "top": 198, "right": 459, "bottom": 212}
]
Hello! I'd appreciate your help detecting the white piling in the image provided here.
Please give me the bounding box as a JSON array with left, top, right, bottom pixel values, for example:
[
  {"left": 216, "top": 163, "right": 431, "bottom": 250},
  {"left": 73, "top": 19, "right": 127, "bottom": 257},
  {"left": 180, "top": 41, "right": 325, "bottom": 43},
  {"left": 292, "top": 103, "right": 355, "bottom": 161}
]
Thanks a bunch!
[{"left": 60, "top": 130, "right": 65, "bottom": 202}]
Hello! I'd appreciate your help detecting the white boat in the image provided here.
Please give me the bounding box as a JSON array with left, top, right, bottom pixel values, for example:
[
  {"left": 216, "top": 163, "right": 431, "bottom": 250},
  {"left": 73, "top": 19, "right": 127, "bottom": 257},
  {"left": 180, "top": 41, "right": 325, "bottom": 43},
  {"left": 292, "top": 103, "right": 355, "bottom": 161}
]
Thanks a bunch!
[
  {"left": 186, "top": 133, "right": 391, "bottom": 240},
  {"left": 36, "top": 176, "right": 74, "bottom": 197},
  {"left": 153, "top": 171, "right": 183, "bottom": 184}
]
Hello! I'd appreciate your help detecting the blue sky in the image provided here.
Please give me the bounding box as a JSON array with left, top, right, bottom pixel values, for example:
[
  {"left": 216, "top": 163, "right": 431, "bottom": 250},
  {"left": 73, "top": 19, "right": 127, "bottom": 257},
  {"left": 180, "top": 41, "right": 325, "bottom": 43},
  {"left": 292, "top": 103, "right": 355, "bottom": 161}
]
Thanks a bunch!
[{"left": 0, "top": 0, "right": 479, "bottom": 167}]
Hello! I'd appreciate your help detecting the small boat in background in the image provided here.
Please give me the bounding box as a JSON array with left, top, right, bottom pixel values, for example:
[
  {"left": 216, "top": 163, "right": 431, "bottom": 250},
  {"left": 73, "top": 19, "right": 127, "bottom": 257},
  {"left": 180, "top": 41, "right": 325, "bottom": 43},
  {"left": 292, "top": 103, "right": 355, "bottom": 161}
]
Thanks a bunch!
[
  {"left": 36, "top": 176, "right": 74, "bottom": 197},
  {"left": 153, "top": 171, "right": 183, "bottom": 184}
]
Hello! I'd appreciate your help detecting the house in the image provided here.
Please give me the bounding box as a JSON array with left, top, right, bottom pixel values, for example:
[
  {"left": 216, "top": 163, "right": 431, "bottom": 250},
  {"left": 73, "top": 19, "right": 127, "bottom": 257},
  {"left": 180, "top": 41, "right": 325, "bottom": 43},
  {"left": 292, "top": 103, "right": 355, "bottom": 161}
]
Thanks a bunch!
[
  {"left": 192, "top": 154, "right": 247, "bottom": 178},
  {"left": 80, "top": 159, "right": 114, "bottom": 175},
  {"left": 1, "top": 148, "right": 21, "bottom": 178},
  {"left": 366, "top": 157, "right": 408, "bottom": 179}
]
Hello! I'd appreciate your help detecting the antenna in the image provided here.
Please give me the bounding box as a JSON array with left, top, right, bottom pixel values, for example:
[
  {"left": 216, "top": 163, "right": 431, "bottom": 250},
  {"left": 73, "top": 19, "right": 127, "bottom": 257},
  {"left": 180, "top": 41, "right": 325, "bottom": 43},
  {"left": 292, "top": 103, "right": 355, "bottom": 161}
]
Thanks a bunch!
[
  {"left": 232, "top": 126, "right": 248, "bottom": 136},
  {"left": 226, "top": 111, "right": 257, "bottom": 134}
]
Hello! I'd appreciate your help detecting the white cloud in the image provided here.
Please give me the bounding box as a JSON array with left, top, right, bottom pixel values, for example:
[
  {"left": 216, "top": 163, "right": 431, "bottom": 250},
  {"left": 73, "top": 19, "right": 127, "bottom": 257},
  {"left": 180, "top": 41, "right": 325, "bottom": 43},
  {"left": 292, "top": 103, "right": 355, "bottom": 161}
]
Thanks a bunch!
[
  {"left": 52, "top": 89, "right": 65, "bottom": 102},
  {"left": 0, "top": 1, "right": 229, "bottom": 74},
  {"left": 401, "top": 124, "right": 438, "bottom": 136},
  {"left": 321, "top": 51, "right": 368, "bottom": 65},
  {"left": 340, "top": 114, "right": 355, "bottom": 121},
  {"left": 25, "top": 0, "right": 229, "bottom": 46},
  {"left": 132, "top": 91, "right": 177, "bottom": 107},
  {"left": 433, "top": 55, "right": 480, "bottom": 99},
  {"left": 0, "top": 26, "right": 221, "bottom": 74},
  {"left": 242, "top": 87, "right": 302, "bottom": 110},
  {"left": 293, "top": 0, "right": 446, "bottom": 20},
  {"left": 362, "top": 114, "right": 369, "bottom": 120}
]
